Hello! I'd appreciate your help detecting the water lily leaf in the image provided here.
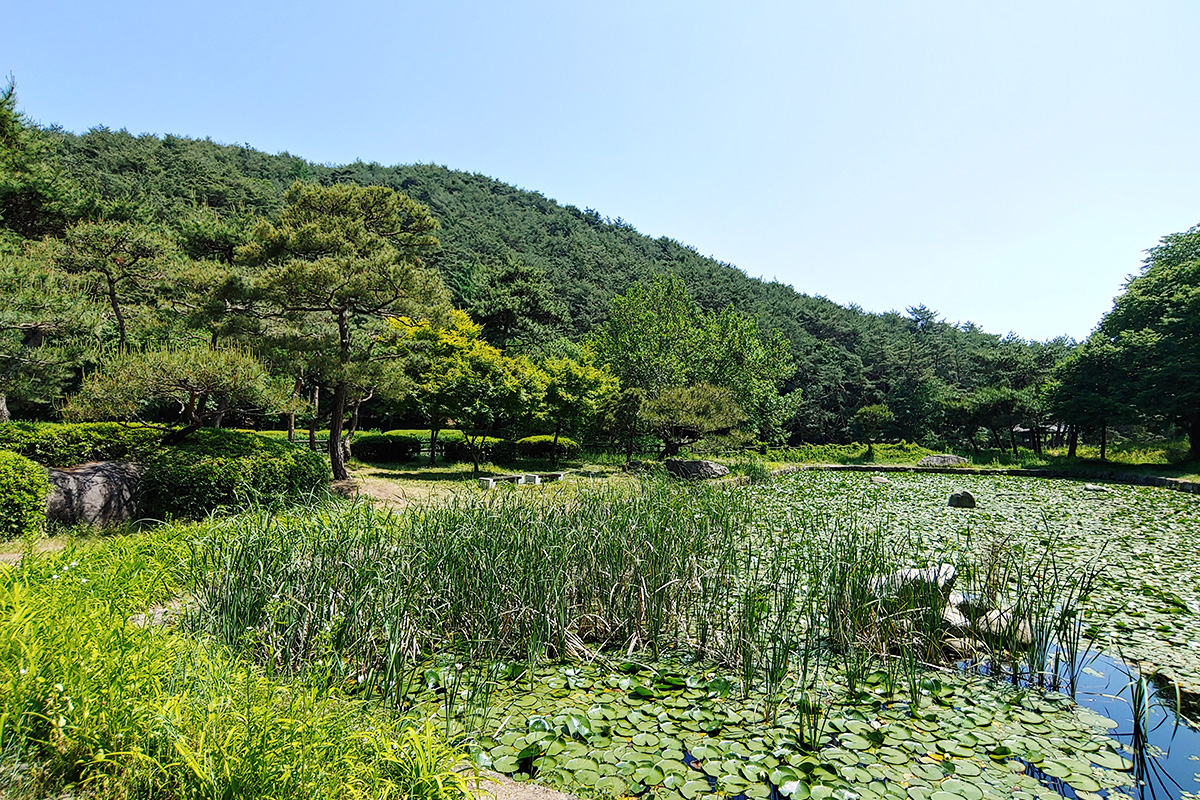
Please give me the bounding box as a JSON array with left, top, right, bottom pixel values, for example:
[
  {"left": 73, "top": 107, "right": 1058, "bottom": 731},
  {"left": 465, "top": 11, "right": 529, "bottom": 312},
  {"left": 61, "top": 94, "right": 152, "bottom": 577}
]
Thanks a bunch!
[
  {"left": 1086, "top": 748, "right": 1132, "bottom": 771},
  {"left": 682, "top": 779, "right": 713, "bottom": 799},
  {"left": 1068, "top": 774, "right": 1102, "bottom": 793},
  {"left": 565, "top": 757, "right": 599, "bottom": 772},
  {"left": 493, "top": 755, "right": 520, "bottom": 772}
]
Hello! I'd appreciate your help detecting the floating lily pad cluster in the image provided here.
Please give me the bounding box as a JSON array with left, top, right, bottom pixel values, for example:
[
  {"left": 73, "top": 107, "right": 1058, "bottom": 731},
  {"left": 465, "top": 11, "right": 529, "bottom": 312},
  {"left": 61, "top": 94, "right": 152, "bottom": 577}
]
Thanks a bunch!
[
  {"left": 751, "top": 472, "right": 1200, "bottom": 698},
  {"left": 413, "top": 660, "right": 1133, "bottom": 800}
]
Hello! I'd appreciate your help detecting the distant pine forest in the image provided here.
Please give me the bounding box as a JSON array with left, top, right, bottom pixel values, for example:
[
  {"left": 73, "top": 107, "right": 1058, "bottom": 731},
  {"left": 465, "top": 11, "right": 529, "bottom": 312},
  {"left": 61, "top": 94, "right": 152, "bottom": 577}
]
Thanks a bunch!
[{"left": 3, "top": 81, "right": 1199, "bottom": 467}]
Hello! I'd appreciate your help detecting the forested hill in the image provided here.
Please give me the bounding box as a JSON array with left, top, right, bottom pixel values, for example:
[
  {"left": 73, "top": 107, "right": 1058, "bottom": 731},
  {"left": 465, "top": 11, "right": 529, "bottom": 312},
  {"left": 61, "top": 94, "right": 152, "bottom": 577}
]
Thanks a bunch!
[{"left": 46, "top": 127, "right": 1067, "bottom": 444}]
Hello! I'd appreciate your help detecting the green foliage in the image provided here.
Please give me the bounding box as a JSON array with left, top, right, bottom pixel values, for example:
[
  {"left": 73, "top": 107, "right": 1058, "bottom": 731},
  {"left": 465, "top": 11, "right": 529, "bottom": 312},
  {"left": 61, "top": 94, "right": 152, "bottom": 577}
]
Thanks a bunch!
[
  {"left": 393, "top": 313, "right": 539, "bottom": 472},
  {"left": 45, "top": 219, "right": 178, "bottom": 349},
  {"left": 140, "top": 429, "right": 330, "bottom": 519},
  {"left": 644, "top": 383, "right": 749, "bottom": 458},
  {"left": 515, "top": 434, "right": 581, "bottom": 461},
  {"left": 441, "top": 434, "right": 507, "bottom": 464},
  {"left": 1, "top": 532, "right": 473, "bottom": 799},
  {"left": 351, "top": 431, "right": 423, "bottom": 463},
  {"left": 238, "top": 181, "right": 452, "bottom": 479},
  {"left": 468, "top": 252, "right": 567, "bottom": 349},
  {"left": 0, "top": 449, "right": 48, "bottom": 541},
  {"left": 0, "top": 254, "right": 93, "bottom": 417},
  {"left": 0, "top": 421, "right": 163, "bottom": 466},
  {"left": 770, "top": 441, "right": 935, "bottom": 464},
  {"left": 0, "top": 80, "right": 75, "bottom": 242},
  {"left": 589, "top": 275, "right": 796, "bottom": 445},
  {"left": 1096, "top": 224, "right": 1200, "bottom": 458},
  {"left": 63, "top": 345, "right": 284, "bottom": 439},
  {"left": 850, "top": 403, "right": 895, "bottom": 457}
]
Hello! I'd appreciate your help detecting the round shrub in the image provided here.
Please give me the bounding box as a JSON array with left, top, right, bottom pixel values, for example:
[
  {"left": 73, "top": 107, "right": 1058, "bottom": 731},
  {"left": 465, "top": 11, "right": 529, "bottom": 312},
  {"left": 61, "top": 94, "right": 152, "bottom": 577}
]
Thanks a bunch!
[
  {"left": 0, "top": 422, "right": 162, "bottom": 467},
  {"left": 515, "top": 435, "right": 581, "bottom": 461},
  {"left": 350, "top": 432, "right": 422, "bottom": 463},
  {"left": 141, "top": 429, "right": 330, "bottom": 519},
  {"left": 0, "top": 450, "right": 49, "bottom": 541}
]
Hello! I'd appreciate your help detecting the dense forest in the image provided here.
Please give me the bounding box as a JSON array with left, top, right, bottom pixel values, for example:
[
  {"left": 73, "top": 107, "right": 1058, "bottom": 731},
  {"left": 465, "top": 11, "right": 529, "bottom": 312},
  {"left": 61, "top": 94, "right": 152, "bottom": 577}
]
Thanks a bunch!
[{"left": 3, "top": 81, "right": 1199, "bottom": 462}]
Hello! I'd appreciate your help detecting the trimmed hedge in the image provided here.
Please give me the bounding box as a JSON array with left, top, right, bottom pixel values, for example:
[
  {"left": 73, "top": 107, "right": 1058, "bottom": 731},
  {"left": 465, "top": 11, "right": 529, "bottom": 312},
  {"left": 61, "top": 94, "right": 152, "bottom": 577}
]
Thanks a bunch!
[
  {"left": 350, "top": 432, "right": 422, "bottom": 463},
  {"left": 0, "top": 422, "right": 162, "bottom": 467},
  {"left": 515, "top": 435, "right": 581, "bottom": 461},
  {"left": 0, "top": 450, "right": 49, "bottom": 541},
  {"left": 441, "top": 435, "right": 507, "bottom": 464},
  {"left": 383, "top": 430, "right": 511, "bottom": 463},
  {"left": 141, "top": 429, "right": 330, "bottom": 519}
]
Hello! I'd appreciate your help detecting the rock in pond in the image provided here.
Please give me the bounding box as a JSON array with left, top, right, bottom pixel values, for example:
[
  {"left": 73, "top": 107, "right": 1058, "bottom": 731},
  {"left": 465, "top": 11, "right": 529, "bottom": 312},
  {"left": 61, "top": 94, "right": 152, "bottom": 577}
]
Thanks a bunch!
[
  {"left": 47, "top": 461, "right": 144, "bottom": 527},
  {"left": 871, "top": 562, "right": 957, "bottom": 597},
  {"left": 948, "top": 490, "right": 976, "bottom": 508},
  {"left": 664, "top": 459, "right": 730, "bottom": 480},
  {"left": 918, "top": 453, "right": 968, "bottom": 467},
  {"left": 871, "top": 475, "right": 890, "bottom": 484}
]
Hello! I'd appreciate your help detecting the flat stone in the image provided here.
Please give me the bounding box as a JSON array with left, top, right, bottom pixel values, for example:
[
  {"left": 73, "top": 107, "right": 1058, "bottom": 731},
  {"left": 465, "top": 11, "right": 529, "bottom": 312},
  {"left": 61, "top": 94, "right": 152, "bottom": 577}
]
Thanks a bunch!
[
  {"left": 918, "top": 454, "right": 969, "bottom": 467},
  {"left": 871, "top": 475, "right": 890, "bottom": 484},
  {"left": 1084, "top": 483, "right": 1108, "bottom": 492}
]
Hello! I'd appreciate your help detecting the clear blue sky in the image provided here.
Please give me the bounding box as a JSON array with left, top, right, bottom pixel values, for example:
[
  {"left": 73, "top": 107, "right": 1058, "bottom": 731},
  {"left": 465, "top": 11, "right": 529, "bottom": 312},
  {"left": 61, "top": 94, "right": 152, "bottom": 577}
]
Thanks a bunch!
[{"left": 8, "top": 0, "right": 1200, "bottom": 342}]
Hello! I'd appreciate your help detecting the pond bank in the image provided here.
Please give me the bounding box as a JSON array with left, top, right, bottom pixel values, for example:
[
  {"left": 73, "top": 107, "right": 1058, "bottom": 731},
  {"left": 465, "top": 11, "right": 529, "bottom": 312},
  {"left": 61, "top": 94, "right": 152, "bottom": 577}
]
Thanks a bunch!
[{"left": 774, "top": 464, "right": 1200, "bottom": 496}]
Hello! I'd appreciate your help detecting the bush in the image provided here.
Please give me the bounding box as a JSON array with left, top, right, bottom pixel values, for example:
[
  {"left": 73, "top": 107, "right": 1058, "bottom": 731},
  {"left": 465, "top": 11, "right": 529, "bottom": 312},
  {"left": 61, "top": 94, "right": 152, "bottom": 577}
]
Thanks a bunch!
[
  {"left": 514, "top": 435, "right": 581, "bottom": 461},
  {"left": 0, "top": 421, "right": 162, "bottom": 467},
  {"left": 384, "top": 430, "right": 509, "bottom": 463},
  {"left": 0, "top": 450, "right": 49, "bottom": 541},
  {"left": 350, "top": 431, "right": 422, "bottom": 463},
  {"left": 141, "top": 429, "right": 330, "bottom": 519},
  {"left": 441, "top": 435, "right": 507, "bottom": 464}
]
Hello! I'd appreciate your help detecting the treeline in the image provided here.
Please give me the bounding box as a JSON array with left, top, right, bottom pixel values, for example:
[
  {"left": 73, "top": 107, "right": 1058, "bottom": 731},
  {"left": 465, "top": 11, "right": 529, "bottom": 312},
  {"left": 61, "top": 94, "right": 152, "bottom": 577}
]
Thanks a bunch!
[{"left": 3, "top": 81, "right": 1199, "bottom": 461}]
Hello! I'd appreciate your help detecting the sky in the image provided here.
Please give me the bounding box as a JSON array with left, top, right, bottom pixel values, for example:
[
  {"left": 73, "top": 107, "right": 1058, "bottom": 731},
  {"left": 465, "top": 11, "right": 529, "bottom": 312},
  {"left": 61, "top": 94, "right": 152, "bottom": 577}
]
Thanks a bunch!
[{"left": 7, "top": 0, "right": 1200, "bottom": 342}]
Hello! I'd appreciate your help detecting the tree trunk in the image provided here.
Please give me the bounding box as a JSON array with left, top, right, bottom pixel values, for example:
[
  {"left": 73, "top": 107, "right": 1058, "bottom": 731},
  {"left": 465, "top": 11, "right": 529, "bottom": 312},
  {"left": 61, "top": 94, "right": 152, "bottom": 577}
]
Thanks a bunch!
[
  {"left": 429, "top": 428, "right": 439, "bottom": 466},
  {"left": 1008, "top": 428, "right": 1019, "bottom": 457},
  {"left": 1189, "top": 416, "right": 1200, "bottom": 462},
  {"left": 0, "top": 392, "right": 8, "bottom": 424},
  {"left": 328, "top": 381, "right": 348, "bottom": 480},
  {"left": 105, "top": 273, "right": 128, "bottom": 351},
  {"left": 1067, "top": 426, "right": 1078, "bottom": 459},
  {"left": 1100, "top": 422, "right": 1107, "bottom": 462},
  {"left": 309, "top": 385, "right": 319, "bottom": 450},
  {"left": 212, "top": 393, "right": 229, "bottom": 428},
  {"left": 286, "top": 376, "right": 302, "bottom": 443},
  {"left": 552, "top": 422, "right": 561, "bottom": 468}
]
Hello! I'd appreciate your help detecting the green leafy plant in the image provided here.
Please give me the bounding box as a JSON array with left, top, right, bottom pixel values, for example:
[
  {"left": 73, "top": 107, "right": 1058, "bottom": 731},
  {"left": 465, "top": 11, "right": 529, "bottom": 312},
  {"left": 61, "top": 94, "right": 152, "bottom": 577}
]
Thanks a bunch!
[{"left": 0, "top": 449, "right": 48, "bottom": 542}]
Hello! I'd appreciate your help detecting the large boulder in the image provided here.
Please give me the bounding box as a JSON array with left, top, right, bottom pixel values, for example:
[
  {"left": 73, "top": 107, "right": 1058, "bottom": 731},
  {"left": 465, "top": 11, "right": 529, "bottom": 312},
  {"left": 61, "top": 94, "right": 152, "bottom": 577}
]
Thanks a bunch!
[
  {"left": 918, "top": 454, "right": 968, "bottom": 467},
  {"left": 47, "top": 461, "right": 144, "bottom": 527},
  {"left": 664, "top": 459, "right": 730, "bottom": 480}
]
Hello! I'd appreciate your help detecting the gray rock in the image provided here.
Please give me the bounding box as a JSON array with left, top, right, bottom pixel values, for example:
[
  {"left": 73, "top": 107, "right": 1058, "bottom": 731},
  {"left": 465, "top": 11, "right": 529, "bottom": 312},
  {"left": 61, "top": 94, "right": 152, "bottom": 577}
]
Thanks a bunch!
[
  {"left": 942, "top": 605, "right": 971, "bottom": 632},
  {"left": 1084, "top": 483, "right": 1108, "bottom": 492},
  {"left": 871, "top": 562, "right": 957, "bottom": 597},
  {"left": 871, "top": 475, "right": 890, "bottom": 484},
  {"left": 981, "top": 607, "right": 1032, "bottom": 646},
  {"left": 664, "top": 459, "right": 730, "bottom": 480},
  {"left": 918, "top": 454, "right": 968, "bottom": 467},
  {"left": 47, "top": 461, "right": 144, "bottom": 527},
  {"left": 948, "top": 490, "right": 976, "bottom": 508}
]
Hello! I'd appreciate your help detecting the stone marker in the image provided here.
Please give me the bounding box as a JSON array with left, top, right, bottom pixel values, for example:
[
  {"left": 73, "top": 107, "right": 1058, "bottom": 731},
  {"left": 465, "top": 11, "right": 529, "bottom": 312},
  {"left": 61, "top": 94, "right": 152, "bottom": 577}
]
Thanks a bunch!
[
  {"left": 47, "top": 461, "right": 145, "bottom": 526},
  {"left": 948, "top": 490, "right": 976, "bottom": 508},
  {"left": 664, "top": 459, "right": 730, "bottom": 480}
]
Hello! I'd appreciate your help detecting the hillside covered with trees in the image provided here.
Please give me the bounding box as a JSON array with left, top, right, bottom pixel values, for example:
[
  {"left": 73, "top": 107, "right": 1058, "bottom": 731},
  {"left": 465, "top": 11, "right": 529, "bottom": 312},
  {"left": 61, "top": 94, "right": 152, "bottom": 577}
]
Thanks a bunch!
[{"left": 3, "top": 81, "right": 1199, "bottom": 460}]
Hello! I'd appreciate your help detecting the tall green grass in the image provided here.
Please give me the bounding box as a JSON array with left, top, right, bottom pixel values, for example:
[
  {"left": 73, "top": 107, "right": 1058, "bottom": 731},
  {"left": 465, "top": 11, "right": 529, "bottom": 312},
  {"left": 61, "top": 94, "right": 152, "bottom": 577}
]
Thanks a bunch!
[{"left": 0, "top": 532, "right": 473, "bottom": 800}]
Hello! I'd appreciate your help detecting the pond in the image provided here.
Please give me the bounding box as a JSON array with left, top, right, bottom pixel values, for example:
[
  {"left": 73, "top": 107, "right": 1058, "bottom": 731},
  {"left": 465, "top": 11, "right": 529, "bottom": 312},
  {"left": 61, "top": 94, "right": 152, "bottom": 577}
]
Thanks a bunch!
[{"left": 429, "top": 472, "right": 1200, "bottom": 800}]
